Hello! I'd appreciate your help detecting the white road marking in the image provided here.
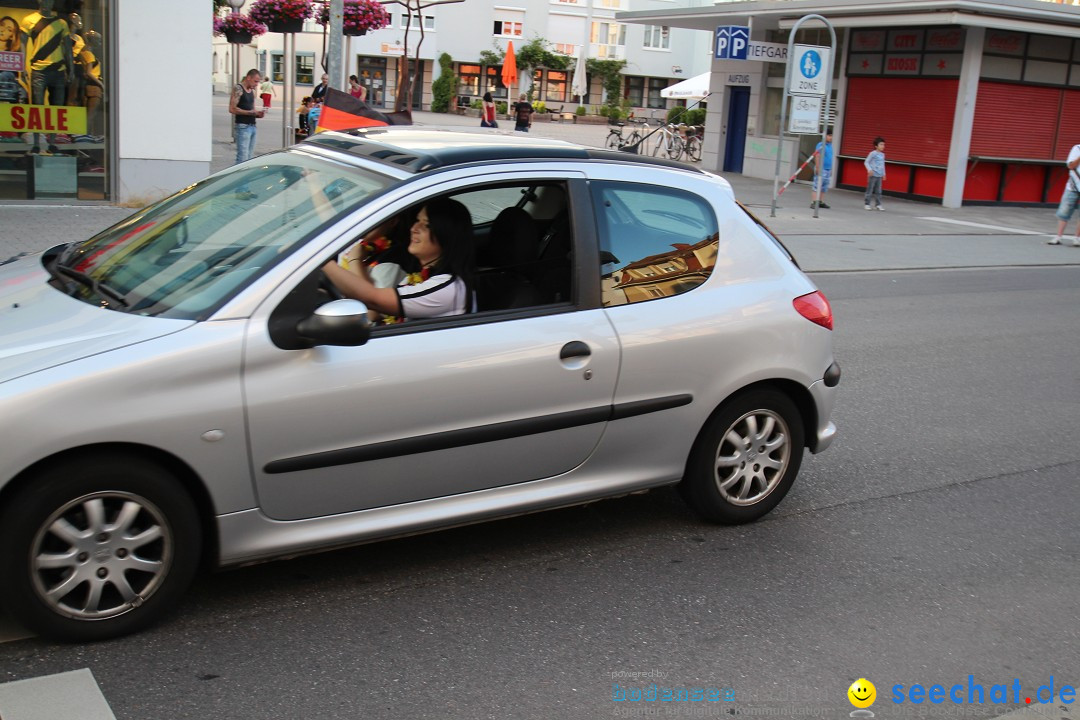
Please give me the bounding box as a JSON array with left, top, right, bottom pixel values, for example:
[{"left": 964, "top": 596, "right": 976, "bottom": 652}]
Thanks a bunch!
[
  {"left": 917, "top": 217, "right": 1054, "bottom": 236},
  {"left": 0, "top": 669, "right": 117, "bottom": 720}
]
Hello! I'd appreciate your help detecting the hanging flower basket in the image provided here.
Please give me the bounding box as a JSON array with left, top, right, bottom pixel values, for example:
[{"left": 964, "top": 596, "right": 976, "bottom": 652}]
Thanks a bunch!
[
  {"left": 213, "top": 13, "right": 266, "bottom": 43},
  {"left": 249, "top": 0, "right": 315, "bottom": 33},
  {"left": 267, "top": 17, "right": 304, "bottom": 33},
  {"left": 225, "top": 30, "right": 254, "bottom": 43},
  {"left": 316, "top": 0, "right": 391, "bottom": 36}
]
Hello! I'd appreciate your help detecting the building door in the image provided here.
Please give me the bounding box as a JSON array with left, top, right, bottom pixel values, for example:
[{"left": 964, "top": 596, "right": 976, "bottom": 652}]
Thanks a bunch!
[
  {"left": 723, "top": 87, "right": 750, "bottom": 174},
  {"left": 356, "top": 56, "right": 387, "bottom": 107}
]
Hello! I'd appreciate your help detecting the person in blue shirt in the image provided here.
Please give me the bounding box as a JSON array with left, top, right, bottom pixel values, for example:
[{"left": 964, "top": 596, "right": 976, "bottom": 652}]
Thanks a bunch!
[
  {"left": 812, "top": 129, "right": 834, "bottom": 210},
  {"left": 863, "top": 137, "right": 886, "bottom": 210}
]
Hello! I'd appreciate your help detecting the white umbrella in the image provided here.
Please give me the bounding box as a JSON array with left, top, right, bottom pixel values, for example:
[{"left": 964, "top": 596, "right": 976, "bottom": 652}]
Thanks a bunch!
[
  {"left": 661, "top": 72, "right": 711, "bottom": 100},
  {"left": 571, "top": 50, "right": 588, "bottom": 101}
]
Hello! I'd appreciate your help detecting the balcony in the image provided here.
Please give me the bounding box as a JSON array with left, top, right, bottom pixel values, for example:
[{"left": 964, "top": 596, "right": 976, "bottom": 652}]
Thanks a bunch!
[{"left": 590, "top": 43, "right": 626, "bottom": 59}]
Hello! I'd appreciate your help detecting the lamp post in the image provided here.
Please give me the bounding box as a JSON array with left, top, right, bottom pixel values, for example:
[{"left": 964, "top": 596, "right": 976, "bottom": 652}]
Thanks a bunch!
[{"left": 226, "top": 0, "right": 246, "bottom": 91}]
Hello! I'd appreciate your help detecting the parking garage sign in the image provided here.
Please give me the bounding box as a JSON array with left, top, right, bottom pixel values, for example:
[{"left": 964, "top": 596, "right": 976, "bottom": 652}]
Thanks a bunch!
[
  {"left": 715, "top": 26, "right": 750, "bottom": 59},
  {"left": 789, "top": 44, "right": 831, "bottom": 95}
]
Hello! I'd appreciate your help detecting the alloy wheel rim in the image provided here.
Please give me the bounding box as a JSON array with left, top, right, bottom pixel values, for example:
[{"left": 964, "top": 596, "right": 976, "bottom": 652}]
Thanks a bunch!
[
  {"left": 713, "top": 410, "right": 790, "bottom": 506},
  {"left": 30, "top": 492, "right": 173, "bottom": 621}
]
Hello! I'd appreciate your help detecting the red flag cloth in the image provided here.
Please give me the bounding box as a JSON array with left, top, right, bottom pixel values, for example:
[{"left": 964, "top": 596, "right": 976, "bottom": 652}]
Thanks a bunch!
[
  {"left": 501, "top": 41, "right": 517, "bottom": 92},
  {"left": 316, "top": 87, "right": 412, "bottom": 132}
]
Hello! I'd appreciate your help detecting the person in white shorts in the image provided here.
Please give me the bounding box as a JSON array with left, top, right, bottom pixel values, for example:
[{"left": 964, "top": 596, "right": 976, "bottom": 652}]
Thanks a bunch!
[{"left": 1050, "top": 143, "right": 1080, "bottom": 247}]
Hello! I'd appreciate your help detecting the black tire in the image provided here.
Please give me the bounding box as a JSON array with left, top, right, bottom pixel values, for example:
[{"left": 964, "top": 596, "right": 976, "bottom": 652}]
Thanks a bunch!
[
  {"left": 680, "top": 389, "right": 805, "bottom": 524},
  {"left": 0, "top": 454, "right": 201, "bottom": 641},
  {"left": 685, "top": 136, "right": 702, "bottom": 163},
  {"left": 606, "top": 132, "right": 622, "bottom": 150}
]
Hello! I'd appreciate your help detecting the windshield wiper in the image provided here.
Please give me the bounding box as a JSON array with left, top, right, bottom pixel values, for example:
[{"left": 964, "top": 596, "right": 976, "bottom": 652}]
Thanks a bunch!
[{"left": 55, "top": 263, "right": 130, "bottom": 309}]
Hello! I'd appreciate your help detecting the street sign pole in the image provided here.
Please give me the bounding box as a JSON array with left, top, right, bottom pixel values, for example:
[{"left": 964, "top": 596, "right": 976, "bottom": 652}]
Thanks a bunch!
[{"left": 770, "top": 14, "right": 836, "bottom": 218}]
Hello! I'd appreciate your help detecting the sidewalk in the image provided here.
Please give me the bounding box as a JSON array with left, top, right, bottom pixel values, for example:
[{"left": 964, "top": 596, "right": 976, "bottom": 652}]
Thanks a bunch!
[{"left": 3, "top": 94, "right": 1078, "bottom": 274}]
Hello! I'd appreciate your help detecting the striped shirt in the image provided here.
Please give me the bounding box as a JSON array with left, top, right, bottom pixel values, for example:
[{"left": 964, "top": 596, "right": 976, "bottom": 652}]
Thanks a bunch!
[{"left": 20, "top": 12, "right": 69, "bottom": 72}]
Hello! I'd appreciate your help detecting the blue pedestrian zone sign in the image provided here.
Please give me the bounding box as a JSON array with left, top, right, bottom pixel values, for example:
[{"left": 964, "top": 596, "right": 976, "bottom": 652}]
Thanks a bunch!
[
  {"left": 789, "top": 44, "right": 831, "bottom": 96},
  {"left": 715, "top": 26, "right": 750, "bottom": 60}
]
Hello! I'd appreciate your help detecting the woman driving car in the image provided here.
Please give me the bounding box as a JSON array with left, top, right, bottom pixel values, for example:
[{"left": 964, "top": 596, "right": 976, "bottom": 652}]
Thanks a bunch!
[{"left": 323, "top": 198, "right": 475, "bottom": 321}]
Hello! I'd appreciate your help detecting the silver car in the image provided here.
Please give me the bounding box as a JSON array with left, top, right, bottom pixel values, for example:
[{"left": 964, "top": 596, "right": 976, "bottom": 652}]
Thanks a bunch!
[{"left": 0, "top": 129, "right": 839, "bottom": 641}]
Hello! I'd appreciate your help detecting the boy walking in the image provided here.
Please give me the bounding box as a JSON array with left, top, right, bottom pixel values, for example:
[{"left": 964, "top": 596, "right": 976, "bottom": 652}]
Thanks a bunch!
[
  {"left": 864, "top": 137, "right": 886, "bottom": 211},
  {"left": 812, "top": 129, "right": 833, "bottom": 209}
]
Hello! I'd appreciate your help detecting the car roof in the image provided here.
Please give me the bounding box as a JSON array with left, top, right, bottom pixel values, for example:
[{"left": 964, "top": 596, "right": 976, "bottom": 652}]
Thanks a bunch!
[{"left": 301, "top": 126, "right": 707, "bottom": 175}]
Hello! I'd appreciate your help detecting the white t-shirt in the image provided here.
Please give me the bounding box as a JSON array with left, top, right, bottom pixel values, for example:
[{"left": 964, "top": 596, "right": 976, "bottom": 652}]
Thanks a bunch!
[
  {"left": 396, "top": 273, "right": 469, "bottom": 319},
  {"left": 1068, "top": 144, "right": 1080, "bottom": 191}
]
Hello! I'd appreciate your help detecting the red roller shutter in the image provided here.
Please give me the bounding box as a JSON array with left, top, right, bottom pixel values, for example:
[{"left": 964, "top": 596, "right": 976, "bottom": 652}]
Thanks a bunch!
[
  {"left": 970, "top": 82, "right": 1058, "bottom": 160},
  {"left": 841, "top": 77, "right": 958, "bottom": 165},
  {"left": 1054, "top": 89, "right": 1080, "bottom": 160}
]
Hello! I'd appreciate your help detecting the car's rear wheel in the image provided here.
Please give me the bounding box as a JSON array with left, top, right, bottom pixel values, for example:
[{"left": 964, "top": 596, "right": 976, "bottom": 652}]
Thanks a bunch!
[
  {"left": 681, "top": 389, "right": 804, "bottom": 524},
  {"left": 0, "top": 454, "right": 201, "bottom": 642}
]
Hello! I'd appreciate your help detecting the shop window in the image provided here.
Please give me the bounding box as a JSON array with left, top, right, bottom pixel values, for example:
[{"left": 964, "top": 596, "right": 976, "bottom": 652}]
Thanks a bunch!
[
  {"left": 592, "top": 182, "right": 719, "bottom": 308},
  {"left": 646, "top": 78, "right": 666, "bottom": 108},
  {"left": 625, "top": 75, "right": 644, "bottom": 106},
  {"left": 0, "top": 0, "right": 112, "bottom": 201},
  {"left": 546, "top": 70, "right": 566, "bottom": 102},
  {"left": 643, "top": 25, "right": 669, "bottom": 50},
  {"left": 459, "top": 64, "right": 481, "bottom": 96}
]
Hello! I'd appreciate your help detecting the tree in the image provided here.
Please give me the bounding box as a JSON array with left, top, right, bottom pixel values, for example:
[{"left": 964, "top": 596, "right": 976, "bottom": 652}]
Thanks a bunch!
[
  {"left": 430, "top": 52, "right": 455, "bottom": 113},
  {"left": 384, "top": 0, "right": 465, "bottom": 113}
]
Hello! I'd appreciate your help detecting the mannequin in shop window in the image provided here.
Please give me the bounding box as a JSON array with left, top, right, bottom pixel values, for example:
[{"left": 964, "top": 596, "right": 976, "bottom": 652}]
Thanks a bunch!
[{"left": 19, "top": 0, "right": 74, "bottom": 155}]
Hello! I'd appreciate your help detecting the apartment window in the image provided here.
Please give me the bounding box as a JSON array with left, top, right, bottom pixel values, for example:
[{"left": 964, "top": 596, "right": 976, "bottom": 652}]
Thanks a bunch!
[
  {"left": 459, "top": 64, "right": 481, "bottom": 96},
  {"left": 591, "top": 21, "right": 626, "bottom": 46},
  {"left": 644, "top": 25, "right": 669, "bottom": 50},
  {"left": 270, "top": 52, "right": 315, "bottom": 84},
  {"left": 547, "top": 70, "right": 567, "bottom": 101},
  {"left": 494, "top": 20, "right": 522, "bottom": 36},
  {"left": 594, "top": 0, "right": 623, "bottom": 8},
  {"left": 646, "top": 78, "right": 666, "bottom": 108},
  {"left": 552, "top": 43, "right": 577, "bottom": 55},
  {"left": 400, "top": 14, "right": 435, "bottom": 30}
]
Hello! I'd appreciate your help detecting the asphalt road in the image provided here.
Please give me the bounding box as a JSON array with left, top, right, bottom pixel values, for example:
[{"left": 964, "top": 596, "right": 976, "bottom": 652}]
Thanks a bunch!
[{"left": 1, "top": 265, "right": 1077, "bottom": 719}]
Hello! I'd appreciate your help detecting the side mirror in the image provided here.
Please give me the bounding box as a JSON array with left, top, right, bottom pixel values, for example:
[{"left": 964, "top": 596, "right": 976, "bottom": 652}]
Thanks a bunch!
[{"left": 295, "top": 299, "right": 372, "bottom": 347}]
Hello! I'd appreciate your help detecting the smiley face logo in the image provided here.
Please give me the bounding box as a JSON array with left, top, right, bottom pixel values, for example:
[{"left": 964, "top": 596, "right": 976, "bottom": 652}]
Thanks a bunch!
[{"left": 848, "top": 679, "right": 876, "bottom": 709}]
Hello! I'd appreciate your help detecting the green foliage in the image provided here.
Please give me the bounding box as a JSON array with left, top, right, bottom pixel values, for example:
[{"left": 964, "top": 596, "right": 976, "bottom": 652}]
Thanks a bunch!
[
  {"left": 431, "top": 52, "right": 455, "bottom": 113},
  {"left": 496, "top": 101, "right": 508, "bottom": 115},
  {"left": 516, "top": 35, "right": 572, "bottom": 72},
  {"left": 575, "top": 106, "right": 586, "bottom": 116},
  {"left": 667, "top": 107, "right": 706, "bottom": 126},
  {"left": 584, "top": 59, "right": 626, "bottom": 108},
  {"left": 479, "top": 49, "right": 503, "bottom": 67},
  {"left": 532, "top": 100, "right": 546, "bottom": 113},
  {"left": 213, "top": 0, "right": 228, "bottom": 10},
  {"left": 470, "top": 99, "right": 483, "bottom": 109}
]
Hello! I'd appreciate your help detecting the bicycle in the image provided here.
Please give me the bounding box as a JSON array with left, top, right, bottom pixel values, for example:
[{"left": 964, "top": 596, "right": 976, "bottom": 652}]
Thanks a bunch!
[
  {"left": 605, "top": 117, "right": 647, "bottom": 152},
  {"left": 651, "top": 123, "right": 685, "bottom": 160},
  {"left": 681, "top": 125, "right": 703, "bottom": 163}
]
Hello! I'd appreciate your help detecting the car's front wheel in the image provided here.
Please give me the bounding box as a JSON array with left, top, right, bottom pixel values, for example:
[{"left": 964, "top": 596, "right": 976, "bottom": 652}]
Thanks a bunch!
[
  {"left": 0, "top": 454, "right": 201, "bottom": 642},
  {"left": 681, "top": 389, "right": 804, "bottom": 524}
]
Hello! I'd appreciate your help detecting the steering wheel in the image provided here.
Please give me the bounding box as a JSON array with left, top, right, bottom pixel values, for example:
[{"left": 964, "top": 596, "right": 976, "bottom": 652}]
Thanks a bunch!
[{"left": 319, "top": 270, "right": 345, "bottom": 301}]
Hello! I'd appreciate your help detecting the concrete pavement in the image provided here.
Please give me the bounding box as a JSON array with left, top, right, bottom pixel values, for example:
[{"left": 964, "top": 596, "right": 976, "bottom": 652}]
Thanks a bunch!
[{"left": 2, "top": 92, "right": 1078, "bottom": 273}]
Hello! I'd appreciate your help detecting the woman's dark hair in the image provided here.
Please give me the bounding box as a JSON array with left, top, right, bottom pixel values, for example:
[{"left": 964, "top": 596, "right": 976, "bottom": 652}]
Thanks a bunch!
[
  {"left": 483, "top": 91, "right": 493, "bottom": 103},
  {"left": 425, "top": 197, "right": 474, "bottom": 284},
  {"left": 873, "top": 136, "right": 885, "bottom": 146},
  {"left": 349, "top": 74, "right": 359, "bottom": 83}
]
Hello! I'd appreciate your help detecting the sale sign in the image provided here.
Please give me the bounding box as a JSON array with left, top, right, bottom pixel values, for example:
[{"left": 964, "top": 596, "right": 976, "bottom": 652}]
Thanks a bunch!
[{"left": 0, "top": 104, "right": 87, "bottom": 135}]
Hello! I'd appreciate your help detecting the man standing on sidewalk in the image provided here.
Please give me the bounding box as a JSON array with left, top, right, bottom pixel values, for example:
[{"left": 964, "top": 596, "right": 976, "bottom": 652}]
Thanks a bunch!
[
  {"left": 812, "top": 129, "right": 834, "bottom": 210},
  {"left": 1049, "top": 141, "right": 1080, "bottom": 246},
  {"left": 230, "top": 69, "right": 264, "bottom": 166}
]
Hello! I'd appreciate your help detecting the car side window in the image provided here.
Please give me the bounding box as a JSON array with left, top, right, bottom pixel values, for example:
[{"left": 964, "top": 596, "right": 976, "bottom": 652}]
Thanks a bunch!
[{"left": 592, "top": 182, "right": 719, "bottom": 307}]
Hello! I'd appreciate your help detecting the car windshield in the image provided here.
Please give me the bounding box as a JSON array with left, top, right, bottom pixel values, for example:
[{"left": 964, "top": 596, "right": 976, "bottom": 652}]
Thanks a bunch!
[{"left": 53, "top": 151, "right": 392, "bottom": 320}]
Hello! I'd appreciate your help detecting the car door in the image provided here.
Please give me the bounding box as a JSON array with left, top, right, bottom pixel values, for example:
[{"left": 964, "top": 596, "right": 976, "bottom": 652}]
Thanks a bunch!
[{"left": 242, "top": 173, "right": 621, "bottom": 521}]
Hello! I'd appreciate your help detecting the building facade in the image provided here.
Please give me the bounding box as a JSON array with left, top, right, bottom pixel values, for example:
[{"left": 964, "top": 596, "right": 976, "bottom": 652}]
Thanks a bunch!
[
  {"left": 213, "top": 0, "right": 714, "bottom": 116},
  {"left": 0, "top": 0, "right": 210, "bottom": 204},
  {"left": 619, "top": 0, "right": 1080, "bottom": 206}
]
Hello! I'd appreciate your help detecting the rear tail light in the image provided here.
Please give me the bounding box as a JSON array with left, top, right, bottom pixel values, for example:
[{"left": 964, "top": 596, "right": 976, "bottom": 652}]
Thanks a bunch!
[{"left": 793, "top": 291, "right": 833, "bottom": 330}]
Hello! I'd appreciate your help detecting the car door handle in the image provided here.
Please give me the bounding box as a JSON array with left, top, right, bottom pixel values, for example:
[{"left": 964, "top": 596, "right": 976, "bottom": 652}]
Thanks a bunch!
[{"left": 560, "top": 341, "right": 591, "bottom": 360}]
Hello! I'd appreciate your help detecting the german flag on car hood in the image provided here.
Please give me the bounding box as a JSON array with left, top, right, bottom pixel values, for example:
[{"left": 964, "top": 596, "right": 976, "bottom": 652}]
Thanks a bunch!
[{"left": 316, "top": 88, "right": 412, "bottom": 132}]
